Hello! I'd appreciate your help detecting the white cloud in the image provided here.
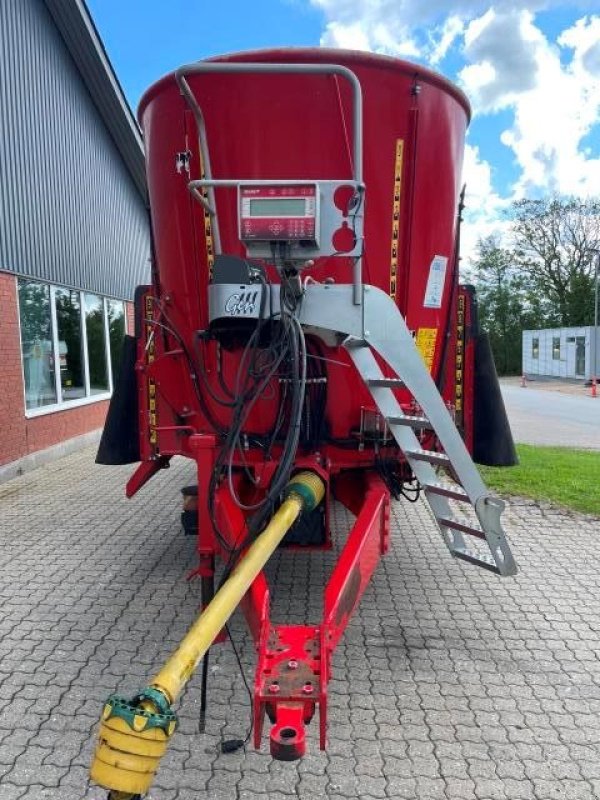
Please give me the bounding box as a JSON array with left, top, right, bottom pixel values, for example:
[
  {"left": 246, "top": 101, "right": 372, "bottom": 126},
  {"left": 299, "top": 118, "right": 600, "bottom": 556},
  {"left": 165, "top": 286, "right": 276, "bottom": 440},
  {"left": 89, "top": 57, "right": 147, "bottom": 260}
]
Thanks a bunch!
[
  {"left": 460, "top": 9, "right": 542, "bottom": 111},
  {"left": 317, "top": 2, "right": 421, "bottom": 56},
  {"left": 319, "top": 20, "right": 372, "bottom": 51},
  {"left": 460, "top": 144, "right": 511, "bottom": 265},
  {"left": 460, "top": 11, "right": 600, "bottom": 196},
  {"left": 310, "top": 0, "right": 600, "bottom": 254},
  {"left": 309, "top": 0, "right": 599, "bottom": 59},
  {"left": 429, "top": 15, "right": 464, "bottom": 65}
]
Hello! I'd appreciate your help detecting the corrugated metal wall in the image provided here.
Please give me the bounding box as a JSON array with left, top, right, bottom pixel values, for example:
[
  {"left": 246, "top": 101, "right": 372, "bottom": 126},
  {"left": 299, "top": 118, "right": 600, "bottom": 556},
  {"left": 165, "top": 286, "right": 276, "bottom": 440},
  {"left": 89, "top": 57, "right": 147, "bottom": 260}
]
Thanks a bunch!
[{"left": 0, "top": 0, "right": 150, "bottom": 300}]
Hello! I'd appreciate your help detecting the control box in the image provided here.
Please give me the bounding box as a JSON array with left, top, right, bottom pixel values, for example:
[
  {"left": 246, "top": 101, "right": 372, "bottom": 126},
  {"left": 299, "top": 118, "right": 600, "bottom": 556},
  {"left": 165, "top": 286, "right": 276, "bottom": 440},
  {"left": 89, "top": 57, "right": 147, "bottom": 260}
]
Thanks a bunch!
[
  {"left": 233, "top": 180, "right": 364, "bottom": 262},
  {"left": 239, "top": 184, "right": 319, "bottom": 245}
]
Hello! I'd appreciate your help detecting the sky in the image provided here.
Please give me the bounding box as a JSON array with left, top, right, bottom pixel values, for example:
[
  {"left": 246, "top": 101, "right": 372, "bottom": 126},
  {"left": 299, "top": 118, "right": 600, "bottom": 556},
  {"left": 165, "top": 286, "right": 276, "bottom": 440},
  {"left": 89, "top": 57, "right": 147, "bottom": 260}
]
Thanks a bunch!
[{"left": 87, "top": 0, "right": 600, "bottom": 263}]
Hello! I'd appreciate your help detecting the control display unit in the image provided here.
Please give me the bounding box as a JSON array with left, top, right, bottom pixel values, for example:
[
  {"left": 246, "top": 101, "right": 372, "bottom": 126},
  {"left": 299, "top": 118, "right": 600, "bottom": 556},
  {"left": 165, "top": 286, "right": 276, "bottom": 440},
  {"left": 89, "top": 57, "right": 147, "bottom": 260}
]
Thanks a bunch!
[{"left": 239, "top": 184, "right": 319, "bottom": 244}]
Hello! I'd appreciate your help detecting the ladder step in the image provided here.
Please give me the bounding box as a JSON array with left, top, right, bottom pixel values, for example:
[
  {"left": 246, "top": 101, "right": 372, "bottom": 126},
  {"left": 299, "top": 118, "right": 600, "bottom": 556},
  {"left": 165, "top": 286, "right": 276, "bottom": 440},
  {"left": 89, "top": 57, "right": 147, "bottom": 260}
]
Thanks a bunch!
[
  {"left": 452, "top": 547, "right": 500, "bottom": 574},
  {"left": 366, "top": 377, "right": 405, "bottom": 388},
  {"left": 423, "top": 482, "right": 469, "bottom": 501},
  {"left": 387, "top": 414, "right": 430, "bottom": 429},
  {"left": 344, "top": 337, "right": 368, "bottom": 349},
  {"left": 404, "top": 448, "right": 450, "bottom": 466},
  {"left": 438, "top": 517, "right": 485, "bottom": 540}
]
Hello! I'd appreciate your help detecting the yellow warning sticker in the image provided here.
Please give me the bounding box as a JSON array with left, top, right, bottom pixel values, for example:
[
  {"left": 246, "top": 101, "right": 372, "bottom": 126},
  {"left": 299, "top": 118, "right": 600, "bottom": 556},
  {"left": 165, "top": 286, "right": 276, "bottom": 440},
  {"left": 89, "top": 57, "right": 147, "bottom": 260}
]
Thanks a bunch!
[{"left": 415, "top": 327, "right": 437, "bottom": 372}]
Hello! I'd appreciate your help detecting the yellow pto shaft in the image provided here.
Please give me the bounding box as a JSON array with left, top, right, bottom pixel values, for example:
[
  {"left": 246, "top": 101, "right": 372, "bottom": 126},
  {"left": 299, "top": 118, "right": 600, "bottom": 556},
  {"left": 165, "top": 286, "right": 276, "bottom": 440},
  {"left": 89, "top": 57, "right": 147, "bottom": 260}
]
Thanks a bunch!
[{"left": 90, "top": 471, "right": 325, "bottom": 797}]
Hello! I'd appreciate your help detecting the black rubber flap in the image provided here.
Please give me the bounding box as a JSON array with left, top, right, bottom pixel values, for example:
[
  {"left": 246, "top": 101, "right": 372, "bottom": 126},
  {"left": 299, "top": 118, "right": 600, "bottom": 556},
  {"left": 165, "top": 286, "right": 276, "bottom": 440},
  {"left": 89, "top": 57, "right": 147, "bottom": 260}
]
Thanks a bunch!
[
  {"left": 473, "top": 333, "right": 518, "bottom": 467},
  {"left": 96, "top": 335, "right": 140, "bottom": 465}
]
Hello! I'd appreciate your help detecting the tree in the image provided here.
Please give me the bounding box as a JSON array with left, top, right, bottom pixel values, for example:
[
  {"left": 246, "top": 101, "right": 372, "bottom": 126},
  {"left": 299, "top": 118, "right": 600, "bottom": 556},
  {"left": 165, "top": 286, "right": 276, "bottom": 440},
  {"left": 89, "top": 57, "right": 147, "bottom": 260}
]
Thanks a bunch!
[
  {"left": 471, "top": 236, "right": 542, "bottom": 375},
  {"left": 510, "top": 196, "right": 600, "bottom": 327}
]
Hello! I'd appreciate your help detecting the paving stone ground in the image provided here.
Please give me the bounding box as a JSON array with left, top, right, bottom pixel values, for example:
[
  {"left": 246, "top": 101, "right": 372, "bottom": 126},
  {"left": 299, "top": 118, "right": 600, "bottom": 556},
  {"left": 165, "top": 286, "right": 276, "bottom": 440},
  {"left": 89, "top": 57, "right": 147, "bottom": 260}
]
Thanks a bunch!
[{"left": 1, "top": 447, "right": 600, "bottom": 799}]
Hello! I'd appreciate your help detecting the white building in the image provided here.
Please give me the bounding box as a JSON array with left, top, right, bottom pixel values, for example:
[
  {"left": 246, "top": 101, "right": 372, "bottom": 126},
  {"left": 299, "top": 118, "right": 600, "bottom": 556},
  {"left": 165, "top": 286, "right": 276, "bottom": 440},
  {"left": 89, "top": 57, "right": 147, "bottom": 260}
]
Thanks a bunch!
[{"left": 523, "top": 327, "right": 600, "bottom": 380}]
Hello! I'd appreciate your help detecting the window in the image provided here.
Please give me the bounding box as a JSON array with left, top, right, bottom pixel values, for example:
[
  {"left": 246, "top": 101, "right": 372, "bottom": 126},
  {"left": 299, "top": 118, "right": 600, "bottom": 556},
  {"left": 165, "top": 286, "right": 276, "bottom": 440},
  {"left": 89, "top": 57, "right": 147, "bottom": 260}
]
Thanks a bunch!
[
  {"left": 17, "top": 279, "right": 127, "bottom": 414},
  {"left": 107, "top": 299, "right": 126, "bottom": 377},
  {"left": 532, "top": 337, "right": 539, "bottom": 359},
  {"left": 18, "top": 282, "right": 57, "bottom": 410},
  {"left": 552, "top": 337, "right": 561, "bottom": 360},
  {"left": 84, "top": 293, "right": 109, "bottom": 395},
  {"left": 55, "top": 288, "right": 85, "bottom": 400}
]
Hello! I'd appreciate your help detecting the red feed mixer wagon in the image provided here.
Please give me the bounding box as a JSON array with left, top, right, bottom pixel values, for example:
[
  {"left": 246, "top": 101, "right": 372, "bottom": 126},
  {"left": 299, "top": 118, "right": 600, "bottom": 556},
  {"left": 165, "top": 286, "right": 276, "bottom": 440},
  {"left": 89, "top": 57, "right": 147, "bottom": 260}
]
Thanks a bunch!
[{"left": 91, "top": 48, "right": 518, "bottom": 799}]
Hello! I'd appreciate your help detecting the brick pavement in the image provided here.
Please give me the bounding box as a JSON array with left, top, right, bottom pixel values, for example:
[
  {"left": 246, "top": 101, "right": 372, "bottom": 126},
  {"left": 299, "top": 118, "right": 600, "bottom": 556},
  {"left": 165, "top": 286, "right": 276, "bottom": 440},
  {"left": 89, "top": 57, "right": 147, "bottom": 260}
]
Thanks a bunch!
[{"left": 1, "top": 447, "right": 600, "bottom": 799}]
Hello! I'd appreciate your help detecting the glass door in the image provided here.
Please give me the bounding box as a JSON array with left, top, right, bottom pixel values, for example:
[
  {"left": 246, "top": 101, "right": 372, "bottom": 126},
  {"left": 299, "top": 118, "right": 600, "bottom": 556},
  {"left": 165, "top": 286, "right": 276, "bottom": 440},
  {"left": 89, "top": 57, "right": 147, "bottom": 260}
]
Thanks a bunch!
[{"left": 575, "top": 336, "right": 586, "bottom": 376}]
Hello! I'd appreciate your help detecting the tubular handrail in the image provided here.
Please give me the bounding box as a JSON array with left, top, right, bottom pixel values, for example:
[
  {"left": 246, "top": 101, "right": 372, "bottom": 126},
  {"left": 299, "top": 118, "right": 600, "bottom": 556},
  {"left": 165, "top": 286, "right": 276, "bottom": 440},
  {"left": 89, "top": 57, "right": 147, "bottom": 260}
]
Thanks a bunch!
[
  {"left": 175, "top": 61, "right": 364, "bottom": 303},
  {"left": 175, "top": 61, "right": 363, "bottom": 183}
]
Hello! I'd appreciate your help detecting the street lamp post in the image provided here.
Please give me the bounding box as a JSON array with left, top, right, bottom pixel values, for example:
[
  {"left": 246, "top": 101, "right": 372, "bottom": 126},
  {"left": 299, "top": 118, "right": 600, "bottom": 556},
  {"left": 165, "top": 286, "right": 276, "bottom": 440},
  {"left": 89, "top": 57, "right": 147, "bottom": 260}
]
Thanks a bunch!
[{"left": 592, "top": 250, "right": 599, "bottom": 398}]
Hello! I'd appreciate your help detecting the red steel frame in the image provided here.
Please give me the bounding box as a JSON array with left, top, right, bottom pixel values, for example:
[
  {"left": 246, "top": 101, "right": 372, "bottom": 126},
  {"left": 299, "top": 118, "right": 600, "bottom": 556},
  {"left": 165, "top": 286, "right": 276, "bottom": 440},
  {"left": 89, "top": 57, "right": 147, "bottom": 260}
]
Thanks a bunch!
[
  {"left": 127, "top": 412, "right": 392, "bottom": 757},
  {"left": 135, "top": 434, "right": 391, "bottom": 758}
]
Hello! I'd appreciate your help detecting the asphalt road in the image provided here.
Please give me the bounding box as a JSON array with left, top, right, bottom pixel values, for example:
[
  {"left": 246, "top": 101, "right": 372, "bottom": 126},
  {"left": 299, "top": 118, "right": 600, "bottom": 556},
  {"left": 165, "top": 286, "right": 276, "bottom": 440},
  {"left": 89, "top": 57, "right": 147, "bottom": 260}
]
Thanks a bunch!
[{"left": 501, "top": 384, "right": 600, "bottom": 449}]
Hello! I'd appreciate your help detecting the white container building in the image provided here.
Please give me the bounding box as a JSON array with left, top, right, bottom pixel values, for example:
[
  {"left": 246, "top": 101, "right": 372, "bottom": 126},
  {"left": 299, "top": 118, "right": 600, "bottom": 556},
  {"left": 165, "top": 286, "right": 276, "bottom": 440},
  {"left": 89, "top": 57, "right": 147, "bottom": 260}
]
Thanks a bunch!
[{"left": 522, "top": 327, "right": 600, "bottom": 380}]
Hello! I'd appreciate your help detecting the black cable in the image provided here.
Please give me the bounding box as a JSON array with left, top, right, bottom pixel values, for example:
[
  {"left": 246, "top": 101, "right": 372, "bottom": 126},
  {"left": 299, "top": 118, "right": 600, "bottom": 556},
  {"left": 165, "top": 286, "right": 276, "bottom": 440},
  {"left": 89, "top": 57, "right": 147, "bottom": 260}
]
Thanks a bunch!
[
  {"left": 243, "top": 303, "right": 306, "bottom": 535},
  {"left": 376, "top": 455, "right": 422, "bottom": 503},
  {"left": 144, "top": 303, "right": 227, "bottom": 436},
  {"left": 193, "top": 335, "right": 238, "bottom": 408},
  {"left": 306, "top": 338, "right": 328, "bottom": 449},
  {"left": 220, "top": 622, "right": 254, "bottom": 753},
  {"left": 208, "top": 278, "right": 309, "bottom": 588},
  {"left": 194, "top": 270, "right": 270, "bottom": 410},
  {"left": 199, "top": 649, "right": 209, "bottom": 734},
  {"left": 225, "top": 280, "right": 306, "bottom": 521},
  {"left": 207, "top": 276, "right": 283, "bottom": 552}
]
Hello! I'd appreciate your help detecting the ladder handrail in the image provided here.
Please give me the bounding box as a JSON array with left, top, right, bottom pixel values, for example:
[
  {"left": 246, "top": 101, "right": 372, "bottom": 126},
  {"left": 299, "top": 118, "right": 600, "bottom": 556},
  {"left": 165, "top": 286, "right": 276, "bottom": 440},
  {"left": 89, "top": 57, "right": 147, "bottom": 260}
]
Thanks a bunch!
[
  {"left": 175, "top": 62, "right": 363, "bottom": 183},
  {"left": 175, "top": 61, "right": 365, "bottom": 304}
]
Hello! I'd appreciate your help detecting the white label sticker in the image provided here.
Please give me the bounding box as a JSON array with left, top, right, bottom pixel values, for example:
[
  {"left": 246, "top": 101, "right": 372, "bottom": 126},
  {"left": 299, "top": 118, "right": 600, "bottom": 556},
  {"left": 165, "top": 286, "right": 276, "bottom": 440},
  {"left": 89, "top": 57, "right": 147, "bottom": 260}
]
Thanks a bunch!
[{"left": 423, "top": 255, "right": 448, "bottom": 309}]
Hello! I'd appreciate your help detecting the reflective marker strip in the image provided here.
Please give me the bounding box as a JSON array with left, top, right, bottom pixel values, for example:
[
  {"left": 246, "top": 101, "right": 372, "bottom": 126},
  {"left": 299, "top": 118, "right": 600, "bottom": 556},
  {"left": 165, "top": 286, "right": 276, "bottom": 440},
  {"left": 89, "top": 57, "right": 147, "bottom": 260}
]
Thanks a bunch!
[
  {"left": 455, "top": 294, "right": 465, "bottom": 415},
  {"left": 198, "top": 152, "right": 215, "bottom": 280},
  {"left": 145, "top": 295, "right": 157, "bottom": 446},
  {"left": 389, "top": 139, "right": 404, "bottom": 300}
]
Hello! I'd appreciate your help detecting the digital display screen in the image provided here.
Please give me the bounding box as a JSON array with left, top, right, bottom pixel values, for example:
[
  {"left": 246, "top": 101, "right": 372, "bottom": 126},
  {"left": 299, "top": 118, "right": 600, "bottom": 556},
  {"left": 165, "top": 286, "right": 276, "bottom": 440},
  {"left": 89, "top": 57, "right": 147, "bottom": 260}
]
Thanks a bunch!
[{"left": 249, "top": 198, "right": 307, "bottom": 217}]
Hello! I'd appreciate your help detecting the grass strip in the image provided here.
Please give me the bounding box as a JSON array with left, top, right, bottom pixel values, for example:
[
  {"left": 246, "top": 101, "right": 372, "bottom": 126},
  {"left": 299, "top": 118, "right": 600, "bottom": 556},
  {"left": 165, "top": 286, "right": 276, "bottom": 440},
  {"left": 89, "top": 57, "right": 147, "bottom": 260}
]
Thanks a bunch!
[{"left": 480, "top": 444, "right": 600, "bottom": 516}]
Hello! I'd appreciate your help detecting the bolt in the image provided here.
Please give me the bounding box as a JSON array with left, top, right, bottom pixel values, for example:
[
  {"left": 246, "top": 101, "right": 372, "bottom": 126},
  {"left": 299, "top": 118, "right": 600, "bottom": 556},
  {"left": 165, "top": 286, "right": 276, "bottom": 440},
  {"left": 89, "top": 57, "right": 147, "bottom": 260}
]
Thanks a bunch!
[
  {"left": 287, "top": 660, "right": 298, "bottom": 671},
  {"left": 269, "top": 683, "right": 280, "bottom": 694},
  {"left": 302, "top": 683, "right": 313, "bottom": 695}
]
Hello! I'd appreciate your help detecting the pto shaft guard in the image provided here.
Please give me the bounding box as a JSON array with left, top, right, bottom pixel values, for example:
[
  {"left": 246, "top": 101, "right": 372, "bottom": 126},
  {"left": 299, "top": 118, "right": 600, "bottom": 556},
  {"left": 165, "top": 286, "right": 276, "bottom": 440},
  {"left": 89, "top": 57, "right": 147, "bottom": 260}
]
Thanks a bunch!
[{"left": 89, "top": 471, "right": 325, "bottom": 796}]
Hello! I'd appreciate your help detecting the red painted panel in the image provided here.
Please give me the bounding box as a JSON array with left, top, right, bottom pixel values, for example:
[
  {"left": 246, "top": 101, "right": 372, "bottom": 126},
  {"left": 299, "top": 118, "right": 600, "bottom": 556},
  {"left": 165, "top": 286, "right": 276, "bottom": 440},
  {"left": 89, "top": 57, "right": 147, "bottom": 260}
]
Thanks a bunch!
[{"left": 324, "top": 479, "right": 389, "bottom": 653}]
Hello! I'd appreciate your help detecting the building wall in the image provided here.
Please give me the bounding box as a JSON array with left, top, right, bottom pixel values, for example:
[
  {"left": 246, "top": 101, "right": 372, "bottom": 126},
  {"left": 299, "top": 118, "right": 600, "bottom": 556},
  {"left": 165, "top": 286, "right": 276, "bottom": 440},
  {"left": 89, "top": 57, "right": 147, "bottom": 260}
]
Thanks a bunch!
[
  {"left": 0, "top": 0, "right": 148, "bottom": 469},
  {"left": 0, "top": 273, "right": 135, "bottom": 467},
  {"left": 523, "top": 327, "right": 599, "bottom": 380},
  {"left": 0, "top": 0, "right": 149, "bottom": 299},
  {"left": 0, "top": 273, "right": 27, "bottom": 465}
]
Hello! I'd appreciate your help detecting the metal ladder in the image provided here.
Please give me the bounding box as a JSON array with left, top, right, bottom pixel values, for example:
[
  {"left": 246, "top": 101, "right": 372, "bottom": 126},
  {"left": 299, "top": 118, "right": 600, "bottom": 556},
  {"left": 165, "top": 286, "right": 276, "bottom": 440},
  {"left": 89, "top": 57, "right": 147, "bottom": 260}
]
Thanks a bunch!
[
  {"left": 297, "top": 280, "right": 517, "bottom": 576},
  {"left": 346, "top": 339, "right": 517, "bottom": 577},
  {"left": 346, "top": 340, "right": 517, "bottom": 575}
]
